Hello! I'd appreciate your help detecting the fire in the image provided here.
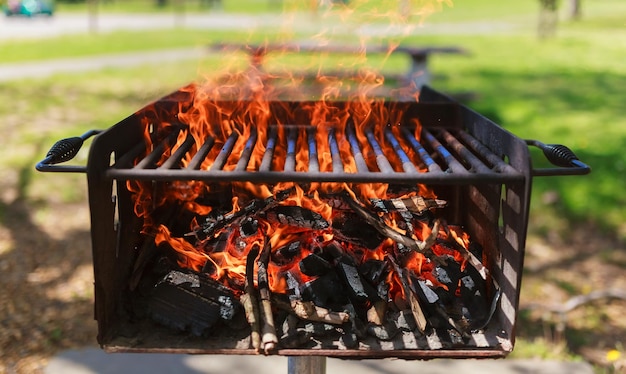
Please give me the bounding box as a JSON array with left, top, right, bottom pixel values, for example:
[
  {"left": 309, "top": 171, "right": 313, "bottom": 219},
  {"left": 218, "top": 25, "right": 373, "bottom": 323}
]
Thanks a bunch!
[
  {"left": 126, "top": 0, "right": 464, "bottom": 318},
  {"left": 128, "top": 67, "right": 464, "bottom": 297}
]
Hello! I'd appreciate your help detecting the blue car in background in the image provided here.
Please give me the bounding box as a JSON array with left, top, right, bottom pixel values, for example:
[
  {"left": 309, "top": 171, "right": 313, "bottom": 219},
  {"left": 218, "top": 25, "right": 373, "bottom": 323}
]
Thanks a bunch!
[{"left": 4, "top": 0, "right": 54, "bottom": 16}]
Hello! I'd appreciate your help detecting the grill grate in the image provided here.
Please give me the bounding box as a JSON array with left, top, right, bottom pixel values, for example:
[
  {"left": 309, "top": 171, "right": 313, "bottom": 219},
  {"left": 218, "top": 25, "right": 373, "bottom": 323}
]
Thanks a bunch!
[{"left": 107, "top": 122, "right": 523, "bottom": 185}]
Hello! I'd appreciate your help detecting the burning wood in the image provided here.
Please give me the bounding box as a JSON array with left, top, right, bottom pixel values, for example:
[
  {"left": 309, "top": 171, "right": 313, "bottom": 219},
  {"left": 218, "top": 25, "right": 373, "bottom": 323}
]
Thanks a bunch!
[{"left": 135, "top": 183, "right": 495, "bottom": 352}]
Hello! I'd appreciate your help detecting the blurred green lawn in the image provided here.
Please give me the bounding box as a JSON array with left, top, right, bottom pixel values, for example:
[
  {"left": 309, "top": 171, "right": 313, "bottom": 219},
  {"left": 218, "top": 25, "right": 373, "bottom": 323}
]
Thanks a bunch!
[{"left": 2, "top": 0, "right": 624, "bottom": 238}]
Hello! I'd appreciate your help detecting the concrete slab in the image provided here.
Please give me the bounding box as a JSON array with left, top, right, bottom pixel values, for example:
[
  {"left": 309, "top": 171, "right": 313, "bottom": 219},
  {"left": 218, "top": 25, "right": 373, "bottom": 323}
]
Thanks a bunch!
[{"left": 45, "top": 347, "right": 595, "bottom": 374}]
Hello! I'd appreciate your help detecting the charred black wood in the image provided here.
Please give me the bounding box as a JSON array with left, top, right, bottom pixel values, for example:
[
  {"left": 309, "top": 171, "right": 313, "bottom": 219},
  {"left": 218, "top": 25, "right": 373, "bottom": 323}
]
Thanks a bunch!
[
  {"left": 434, "top": 261, "right": 463, "bottom": 305},
  {"left": 189, "top": 187, "right": 293, "bottom": 240},
  {"left": 270, "top": 241, "right": 302, "bottom": 266},
  {"left": 129, "top": 204, "right": 183, "bottom": 291},
  {"left": 459, "top": 269, "right": 490, "bottom": 326},
  {"left": 472, "top": 287, "right": 501, "bottom": 331},
  {"left": 341, "top": 192, "right": 442, "bottom": 259},
  {"left": 148, "top": 269, "right": 241, "bottom": 337},
  {"left": 410, "top": 276, "right": 469, "bottom": 338},
  {"left": 279, "top": 314, "right": 313, "bottom": 348},
  {"left": 331, "top": 212, "right": 384, "bottom": 250},
  {"left": 394, "top": 309, "right": 418, "bottom": 332},
  {"left": 320, "top": 240, "right": 345, "bottom": 260},
  {"left": 359, "top": 259, "right": 388, "bottom": 285},
  {"left": 369, "top": 196, "right": 447, "bottom": 215},
  {"left": 263, "top": 205, "right": 329, "bottom": 230},
  {"left": 299, "top": 253, "right": 332, "bottom": 276},
  {"left": 366, "top": 322, "right": 400, "bottom": 341},
  {"left": 239, "top": 216, "right": 259, "bottom": 237},
  {"left": 336, "top": 256, "right": 381, "bottom": 309},
  {"left": 301, "top": 272, "right": 349, "bottom": 310},
  {"left": 339, "top": 328, "right": 359, "bottom": 349},
  {"left": 388, "top": 254, "right": 428, "bottom": 333}
]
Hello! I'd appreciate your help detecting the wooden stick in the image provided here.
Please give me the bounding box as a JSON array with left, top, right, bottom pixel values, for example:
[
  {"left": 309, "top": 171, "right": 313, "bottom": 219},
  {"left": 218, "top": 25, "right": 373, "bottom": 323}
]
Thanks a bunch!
[
  {"left": 187, "top": 187, "right": 294, "bottom": 239},
  {"left": 257, "top": 238, "right": 278, "bottom": 354},
  {"left": 388, "top": 254, "right": 428, "bottom": 333},
  {"left": 242, "top": 245, "right": 261, "bottom": 351},
  {"left": 342, "top": 191, "right": 441, "bottom": 257},
  {"left": 272, "top": 297, "right": 350, "bottom": 325}
]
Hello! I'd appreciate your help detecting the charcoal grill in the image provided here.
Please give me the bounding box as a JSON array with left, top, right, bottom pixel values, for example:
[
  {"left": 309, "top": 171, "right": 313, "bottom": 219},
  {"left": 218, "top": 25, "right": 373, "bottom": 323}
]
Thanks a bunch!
[{"left": 36, "top": 85, "right": 589, "bottom": 361}]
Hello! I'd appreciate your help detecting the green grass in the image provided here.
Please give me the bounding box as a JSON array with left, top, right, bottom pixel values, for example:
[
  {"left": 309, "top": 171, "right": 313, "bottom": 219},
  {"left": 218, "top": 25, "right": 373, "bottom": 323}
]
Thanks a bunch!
[
  {"left": 0, "top": 29, "right": 244, "bottom": 63},
  {"left": 2, "top": 0, "right": 624, "bottom": 238}
]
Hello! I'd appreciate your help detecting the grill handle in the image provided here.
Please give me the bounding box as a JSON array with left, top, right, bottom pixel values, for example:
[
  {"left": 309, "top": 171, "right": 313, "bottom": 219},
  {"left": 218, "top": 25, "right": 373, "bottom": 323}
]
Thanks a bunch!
[
  {"left": 526, "top": 139, "right": 591, "bottom": 177},
  {"left": 35, "top": 130, "right": 102, "bottom": 173}
]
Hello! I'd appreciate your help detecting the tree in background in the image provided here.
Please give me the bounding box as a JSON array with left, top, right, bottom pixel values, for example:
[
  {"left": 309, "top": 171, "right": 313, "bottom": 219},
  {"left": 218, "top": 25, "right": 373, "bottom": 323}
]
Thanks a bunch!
[
  {"left": 538, "top": 0, "right": 558, "bottom": 39},
  {"left": 569, "top": 0, "right": 582, "bottom": 20}
]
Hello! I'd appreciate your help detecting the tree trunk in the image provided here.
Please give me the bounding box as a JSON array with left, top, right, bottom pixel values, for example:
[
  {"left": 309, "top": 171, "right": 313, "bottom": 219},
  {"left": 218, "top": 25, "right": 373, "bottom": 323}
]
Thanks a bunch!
[
  {"left": 538, "top": 0, "right": 559, "bottom": 39},
  {"left": 569, "top": 0, "right": 582, "bottom": 20}
]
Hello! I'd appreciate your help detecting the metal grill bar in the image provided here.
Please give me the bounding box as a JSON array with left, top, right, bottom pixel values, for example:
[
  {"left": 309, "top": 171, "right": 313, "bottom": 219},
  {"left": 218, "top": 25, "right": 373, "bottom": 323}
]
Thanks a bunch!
[
  {"left": 133, "top": 130, "right": 179, "bottom": 170},
  {"left": 365, "top": 128, "right": 394, "bottom": 174},
  {"left": 211, "top": 132, "right": 238, "bottom": 171},
  {"left": 384, "top": 127, "right": 418, "bottom": 174},
  {"left": 236, "top": 129, "right": 257, "bottom": 171},
  {"left": 455, "top": 130, "right": 519, "bottom": 175},
  {"left": 437, "top": 129, "right": 493, "bottom": 174},
  {"left": 285, "top": 127, "right": 298, "bottom": 172},
  {"left": 421, "top": 129, "right": 468, "bottom": 174},
  {"left": 346, "top": 124, "right": 369, "bottom": 173},
  {"left": 328, "top": 128, "right": 344, "bottom": 174},
  {"left": 307, "top": 127, "right": 319, "bottom": 173},
  {"left": 187, "top": 136, "right": 215, "bottom": 170},
  {"left": 109, "top": 122, "right": 524, "bottom": 184},
  {"left": 159, "top": 133, "right": 194, "bottom": 170},
  {"left": 260, "top": 126, "right": 278, "bottom": 172},
  {"left": 400, "top": 127, "right": 442, "bottom": 173}
]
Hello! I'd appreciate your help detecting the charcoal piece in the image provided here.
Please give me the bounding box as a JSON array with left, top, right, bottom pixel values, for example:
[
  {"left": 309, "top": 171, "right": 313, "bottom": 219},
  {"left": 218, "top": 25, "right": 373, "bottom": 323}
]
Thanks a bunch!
[
  {"left": 336, "top": 256, "right": 381, "bottom": 306},
  {"left": 264, "top": 206, "right": 329, "bottom": 230},
  {"left": 376, "top": 282, "right": 390, "bottom": 301},
  {"left": 469, "top": 241, "right": 484, "bottom": 259},
  {"left": 148, "top": 270, "right": 241, "bottom": 336},
  {"left": 359, "top": 259, "right": 388, "bottom": 285},
  {"left": 331, "top": 212, "right": 383, "bottom": 250},
  {"left": 339, "top": 330, "right": 359, "bottom": 349},
  {"left": 192, "top": 188, "right": 293, "bottom": 240},
  {"left": 342, "top": 303, "right": 367, "bottom": 339},
  {"left": 321, "top": 240, "right": 344, "bottom": 260},
  {"left": 271, "top": 241, "right": 302, "bottom": 266},
  {"left": 366, "top": 322, "right": 400, "bottom": 341},
  {"left": 394, "top": 310, "right": 418, "bottom": 331},
  {"left": 301, "top": 272, "right": 348, "bottom": 309},
  {"left": 279, "top": 314, "right": 311, "bottom": 348},
  {"left": 239, "top": 217, "right": 259, "bottom": 237},
  {"left": 459, "top": 269, "right": 489, "bottom": 323},
  {"left": 433, "top": 261, "right": 463, "bottom": 304},
  {"left": 411, "top": 277, "right": 469, "bottom": 337},
  {"left": 303, "top": 321, "right": 338, "bottom": 337},
  {"left": 199, "top": 229, "right": 232, "bottom": 253},
  {"left": 299, "top": 253, "right": 332, "bottom": 276}
]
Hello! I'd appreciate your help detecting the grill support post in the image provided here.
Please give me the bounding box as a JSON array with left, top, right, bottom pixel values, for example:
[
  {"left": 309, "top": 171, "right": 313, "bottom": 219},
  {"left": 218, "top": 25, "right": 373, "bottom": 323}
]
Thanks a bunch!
[{"left": 288, "top": 356, "right": 326, "bottom": 374}]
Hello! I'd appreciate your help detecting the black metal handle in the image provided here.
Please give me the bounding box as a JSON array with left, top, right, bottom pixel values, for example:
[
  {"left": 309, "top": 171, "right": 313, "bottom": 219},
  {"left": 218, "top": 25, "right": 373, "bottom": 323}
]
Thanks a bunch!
[
  {"left": 36, "top": 130, "right": 102, "bottom": 173},
  {"left": 526, "top": 139, "right": 591, "bottom": 177}
]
